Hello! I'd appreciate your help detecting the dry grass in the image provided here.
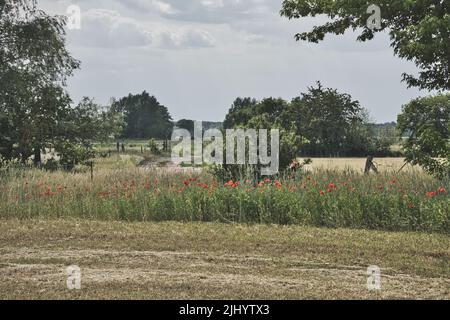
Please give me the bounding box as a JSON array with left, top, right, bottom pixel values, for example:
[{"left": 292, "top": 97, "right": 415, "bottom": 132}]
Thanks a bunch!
[
  {"left": 0, "top": 219, "right": 448, "bottom": 300},
  {"left": 301, "top": 158, "right": 421, "bottom": 173}
]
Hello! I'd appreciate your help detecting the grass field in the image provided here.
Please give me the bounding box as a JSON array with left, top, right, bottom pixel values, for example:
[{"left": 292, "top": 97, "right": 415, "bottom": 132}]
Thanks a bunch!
[
  {"left": 0, "top": 155, "right": 448, "bottom": 299},
  {"left": 0, "top": 160, "right": 448, "bottom": 232},
  {"left": 0, "top": 219, "right": 449, "bottom": 299}
]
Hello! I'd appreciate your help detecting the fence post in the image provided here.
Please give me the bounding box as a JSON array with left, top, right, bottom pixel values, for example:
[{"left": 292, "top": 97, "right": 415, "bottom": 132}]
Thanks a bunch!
[{"left": 89, "top": 161, "right": 94, "bottom": 180}]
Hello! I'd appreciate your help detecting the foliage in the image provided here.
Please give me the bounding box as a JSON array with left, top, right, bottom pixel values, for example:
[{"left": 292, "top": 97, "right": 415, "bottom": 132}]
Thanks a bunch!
[
  {"left": 223, "top": 97, "right": 258, "bottom": 129},
  {"left": 112, "top": 91, "right": 173, "bottom": 139},
  {"left": 0, "top": 0, "right": 103, "bottom": 167},
  {"left": 397, "top": 94, "right": 450, "bottom": 179},
  {"left": 288, "top": 82, "right": 370, "bottom": 156},
  {"left": 217, "top": 97, "right": 302, "bottom": 180},
  {"left": 148, "top": 138, "right": 161, "bottom": 155},
  {"left": 222, "top": 83, "right": 391, "bottom": 160},
  {"left": 175, "top": 119, "right": 195, "bottom": 136},
  {"left": 280, "top": 0, "right": 450, "bottom": 91}
]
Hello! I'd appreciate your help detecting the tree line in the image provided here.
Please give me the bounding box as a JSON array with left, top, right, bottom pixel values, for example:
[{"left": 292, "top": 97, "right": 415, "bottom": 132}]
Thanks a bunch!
[
  {"left": 223, "top": 82, "right": 400, "bottom": 158},
  {"left": 0, "top": 0, "right": 448, "bottom": 177}
]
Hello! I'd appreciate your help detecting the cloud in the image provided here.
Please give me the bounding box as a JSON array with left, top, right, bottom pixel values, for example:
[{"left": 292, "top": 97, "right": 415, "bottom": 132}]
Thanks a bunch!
[
  {"left": 116, "top": 0, "right": 274, "bottom": 24},
  {"left": 40, "top": 0, "right": 427, "bottom": 123},
  {"left": 118, "top": 0, "right": 178, "bottom": 15},
  {"left": 156, "top": 27, "right": 216, "bottom": 48},
  {"left": 68, "top": 9, "right": 152, "bottom": 48},
  {"left": 67, "top": 8, "right": 215, "bottom": 49}
]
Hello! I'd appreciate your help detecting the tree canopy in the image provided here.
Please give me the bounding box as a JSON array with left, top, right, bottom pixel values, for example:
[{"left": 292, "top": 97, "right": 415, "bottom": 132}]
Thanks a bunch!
[
  {"left": 112, "top": 91, "right": 173, "bottom": 139},
  {"left": 0, "top": 0, "right": 80, "bottom": 164},
  {"left": 397, "top": 93, "right": 450, "bottom": 178},
  {"left": 223, "top": 83, "right": 389, "bottom": 158},
  {"left": 280, "top": 0, "right": 450, "bottom": 91}
]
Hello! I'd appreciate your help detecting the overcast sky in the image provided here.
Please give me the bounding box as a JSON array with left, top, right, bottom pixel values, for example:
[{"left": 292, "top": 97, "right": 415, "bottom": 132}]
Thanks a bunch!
[{"left": 39, "top": 0, "right": 429, "bottom": 123}]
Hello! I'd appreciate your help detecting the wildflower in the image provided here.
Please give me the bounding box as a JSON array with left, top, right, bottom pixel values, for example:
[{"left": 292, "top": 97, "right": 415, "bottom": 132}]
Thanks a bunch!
[
  {"left": 319, "top": 190, "right": 326, "bottom": 196},
  {"left": 438, "top": 187, "right": 447, "bottom": 194},
  {"left": 426, "top": 191, "right": 437, "bottom": 198},
  {"left": 274, "top": 180, "right": 282, "bottom": 189},
  {"left": 225, "top": 180, "right": 234, "bottom": 187},
  {"left": 328, "top": 183, "right": 337, "bottom": 190},
  {"left": 183, "top": 181, "right": 190, "bottom": 186}
]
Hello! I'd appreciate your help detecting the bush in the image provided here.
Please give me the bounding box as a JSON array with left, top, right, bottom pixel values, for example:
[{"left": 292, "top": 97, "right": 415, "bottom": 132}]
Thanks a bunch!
[{"left": 148, "top": 139, "right": 161, "bottom": 154}]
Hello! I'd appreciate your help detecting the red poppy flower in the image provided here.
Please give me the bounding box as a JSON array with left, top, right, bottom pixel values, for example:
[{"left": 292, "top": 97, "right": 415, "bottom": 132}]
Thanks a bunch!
[{"left": 426, "top": 191, "right": 437, "bottom": 198}]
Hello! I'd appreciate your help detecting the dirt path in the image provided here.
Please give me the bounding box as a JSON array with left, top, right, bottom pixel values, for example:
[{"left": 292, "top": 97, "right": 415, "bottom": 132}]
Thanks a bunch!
[
  {"left": 0, "top": 220, "right": 448, "bottom": 299},
  {"left": 138, "top": 156, "right": 203, "bottom": 174}
]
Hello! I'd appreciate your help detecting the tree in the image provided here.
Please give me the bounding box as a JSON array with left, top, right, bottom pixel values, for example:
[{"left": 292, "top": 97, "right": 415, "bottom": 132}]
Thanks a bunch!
[
  {"left": 112, "top": 91, "right": 173, "bottom": 139},
  {"left": 223, "top": 97, "right": 258, "bottom": 129},
  {"left": 397, "top": 94, "right": 449, "bottom": 178},
  {"left": 287, "top": 82, "right": 369, "bottom": 156},
  {"left": 222, "top": 96, "right": 301, "bottom": 178},
  {"left": 280, "top": 0, "right": 450, "bottom": 91},
  {"left": 176, "top": 119, "right": 195, "bottom": 136},
  {"left": 0, "top": 0, "right": 80, "bottom": 164},
  {"left": 49, "top": 98, "right": 124, "bottom": 168}
]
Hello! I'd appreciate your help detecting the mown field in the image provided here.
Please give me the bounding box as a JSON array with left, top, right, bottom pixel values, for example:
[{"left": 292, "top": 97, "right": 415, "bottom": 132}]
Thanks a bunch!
[{"left": 0, "top": 219, "right": 449, "bottom": 299}]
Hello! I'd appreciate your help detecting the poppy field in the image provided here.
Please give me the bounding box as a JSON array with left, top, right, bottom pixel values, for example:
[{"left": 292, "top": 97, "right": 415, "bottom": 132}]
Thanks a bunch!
[{"left": 0, "top": 165, "right": 448, "bottom": 233}]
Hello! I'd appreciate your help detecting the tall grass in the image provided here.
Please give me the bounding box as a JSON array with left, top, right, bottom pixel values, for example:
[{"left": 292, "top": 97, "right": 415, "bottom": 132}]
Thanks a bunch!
[{"left": 0, "top": 166, "right": 448, "bottom": 233}]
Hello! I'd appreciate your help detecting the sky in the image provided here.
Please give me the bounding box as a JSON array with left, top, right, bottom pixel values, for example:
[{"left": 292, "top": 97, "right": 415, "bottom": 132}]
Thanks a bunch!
[{"left": 38, "top": 0, "right": 430, "bottom": 123}]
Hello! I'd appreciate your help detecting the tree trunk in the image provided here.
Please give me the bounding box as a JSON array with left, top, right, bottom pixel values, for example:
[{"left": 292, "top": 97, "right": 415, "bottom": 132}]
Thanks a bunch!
[{"left": 33, "top": 147, "right": 41, "bottom": 165}]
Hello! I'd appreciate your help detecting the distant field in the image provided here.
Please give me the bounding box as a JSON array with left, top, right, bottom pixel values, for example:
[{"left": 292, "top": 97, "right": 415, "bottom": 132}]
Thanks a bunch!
[{"left": 301, "top": 158, "right": 419, "bottom": 173}]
